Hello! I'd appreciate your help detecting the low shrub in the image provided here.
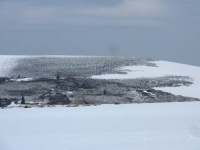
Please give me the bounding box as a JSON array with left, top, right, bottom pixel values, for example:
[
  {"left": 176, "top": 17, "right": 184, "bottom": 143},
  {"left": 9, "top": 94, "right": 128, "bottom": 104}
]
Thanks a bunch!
[{"left": 24, "top": 105, "right": 31, "bottom": 108}]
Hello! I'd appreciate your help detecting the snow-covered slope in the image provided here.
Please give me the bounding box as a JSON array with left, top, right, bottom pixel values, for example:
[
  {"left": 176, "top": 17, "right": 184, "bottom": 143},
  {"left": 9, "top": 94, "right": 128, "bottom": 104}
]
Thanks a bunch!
[
  {"left": 1, "top": 55, "right": 200, "bottom": 150},
  {"left": 1, "top": 102, "right": 200, "bottom": 150},
  {"left": 0, "top": 55, "right": 200, "bottom": 99},
  {"left": 0, "top": 56, "right": 18, "bottom": 76},
  {"left": 92, "top": 61, "right": 200, "bottom": 99}
]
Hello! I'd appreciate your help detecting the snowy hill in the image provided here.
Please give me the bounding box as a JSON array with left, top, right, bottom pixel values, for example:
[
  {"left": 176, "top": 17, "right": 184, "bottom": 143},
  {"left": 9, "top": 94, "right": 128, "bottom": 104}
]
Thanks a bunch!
[
  {"left": 0, "top": 55, "right": 200, "bottom": 102},
  {"left": 92, "top": 60, "right": 200, "bottom": 99},
  {"left": 1, "top": 55, "right": 200, "bottom": 150},
  {"left": 0, "top": 55, "right": 155, "bottom": 77}
]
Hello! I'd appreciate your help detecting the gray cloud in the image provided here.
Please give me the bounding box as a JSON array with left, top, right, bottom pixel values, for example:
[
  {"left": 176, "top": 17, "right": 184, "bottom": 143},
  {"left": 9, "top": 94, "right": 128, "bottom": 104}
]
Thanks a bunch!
[
  {"left": 0, "top": 0, "right": 169, "bottom": 29},
  {"left": 78, "top": 0, "right": 168, "bottom": 17},
  {"left": 0, "top": 0, "right": 200, "bottom": 66}
]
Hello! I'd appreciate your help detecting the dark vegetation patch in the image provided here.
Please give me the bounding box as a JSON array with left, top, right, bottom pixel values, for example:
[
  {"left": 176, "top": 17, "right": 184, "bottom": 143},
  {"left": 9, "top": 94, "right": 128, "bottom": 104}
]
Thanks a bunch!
[
  {"left": 0, "top": 75, "right": 199, "bottom": 106},
  {"left": 0, "top": 77, "right": 10, "bottom": 84},
  {"left": 114, "top": 76, "right": 193, "bottom": 89},
  {"left": 48, "top": 93, "right": 71, "bottom": 105},
  {"left": 7, "top": 89, "right": 36, "bottom": 96},
  {"left": 0, "top": 98, "right": 17, "bottom": 107},
  {"left": 9, "top": 56, "right": 156, "bottom": 78}
]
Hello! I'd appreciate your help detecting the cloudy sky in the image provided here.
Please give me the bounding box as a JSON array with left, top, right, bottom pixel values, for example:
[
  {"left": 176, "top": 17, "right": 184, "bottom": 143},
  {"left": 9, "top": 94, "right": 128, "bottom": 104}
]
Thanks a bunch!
[{"left": 0, "top": 0, "right": 200, "bottom": 66}]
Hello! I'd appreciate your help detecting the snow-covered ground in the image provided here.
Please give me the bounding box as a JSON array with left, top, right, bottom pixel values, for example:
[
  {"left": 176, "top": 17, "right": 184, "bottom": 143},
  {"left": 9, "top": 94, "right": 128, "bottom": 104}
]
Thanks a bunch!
[
  {"left": 0, "top": 56, "right": 18, "bottom": 77},
  {"left": 10, "top": 77, "right": 34, "bottom": 82},
  {"left": 1, "top": 102, "right": 200, "bottom": 150},
  {"left": 92, "top": 61, "right": 200, "bottom": 99},
  {"left": 1, "top": 56, "right": 200, "bottom": 150}
]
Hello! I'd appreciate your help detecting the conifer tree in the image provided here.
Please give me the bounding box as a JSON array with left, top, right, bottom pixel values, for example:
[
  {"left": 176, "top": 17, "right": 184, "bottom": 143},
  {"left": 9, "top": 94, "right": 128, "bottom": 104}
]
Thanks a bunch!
[
  {"left": 56, "top": 72, "right": 60, "bottom": 80},
  {"left": 103, "top": 89, "right": 107, "bottom": 95},
  {"left": 21, "top": 96, "right": 25, "bottom": 104}
]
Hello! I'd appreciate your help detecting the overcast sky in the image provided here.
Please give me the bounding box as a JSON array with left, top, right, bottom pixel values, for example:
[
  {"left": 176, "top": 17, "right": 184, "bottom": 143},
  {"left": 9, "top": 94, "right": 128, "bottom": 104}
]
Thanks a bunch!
[{"left": 0, "top": 0, "right": 200, "bottom": 66}]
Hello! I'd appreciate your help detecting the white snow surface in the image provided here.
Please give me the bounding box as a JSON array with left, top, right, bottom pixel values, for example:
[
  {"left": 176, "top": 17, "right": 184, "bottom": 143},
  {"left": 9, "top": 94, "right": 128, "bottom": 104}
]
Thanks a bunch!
[
  {"left": 0, "top": 56, "right": 19, "bottom": 77},
  {"left": 0, "top": 102, "right": 200, "bottom": 150},
  {"left": 92, "top": 61, "right": 200, "bottom": 99},
  {"left": 11, "top": 77, "right": 34, "bottom": 82}
]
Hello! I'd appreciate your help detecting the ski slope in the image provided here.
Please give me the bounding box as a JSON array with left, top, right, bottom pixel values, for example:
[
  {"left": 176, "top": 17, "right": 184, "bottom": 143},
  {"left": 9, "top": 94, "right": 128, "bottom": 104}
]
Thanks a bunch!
[{"left": 1, "top": 102, "right": 200, "bottom": 150}]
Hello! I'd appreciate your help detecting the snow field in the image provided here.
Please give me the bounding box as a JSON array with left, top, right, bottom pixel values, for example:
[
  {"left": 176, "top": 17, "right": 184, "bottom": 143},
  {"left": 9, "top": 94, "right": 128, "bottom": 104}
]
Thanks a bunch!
[{"left": 0, "top": 102, "right": 200, "bottom": 150}]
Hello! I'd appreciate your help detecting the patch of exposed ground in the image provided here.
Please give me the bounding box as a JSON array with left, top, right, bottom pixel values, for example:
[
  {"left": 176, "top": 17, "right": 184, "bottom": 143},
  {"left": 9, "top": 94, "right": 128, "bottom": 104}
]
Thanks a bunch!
[{"left": 0, "top": 76, "right": 198, "bottom": 107}]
